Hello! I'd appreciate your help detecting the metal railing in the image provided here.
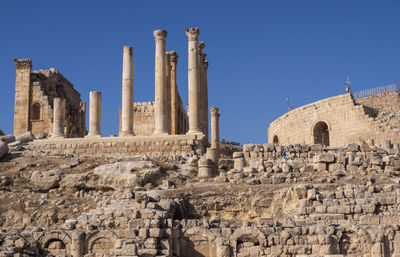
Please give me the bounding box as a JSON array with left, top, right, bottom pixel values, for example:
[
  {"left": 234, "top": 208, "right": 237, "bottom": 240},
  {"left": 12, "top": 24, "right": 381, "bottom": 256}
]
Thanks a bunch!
[{"left": 352, "top": 84, "right": 400, "bottom": 99}]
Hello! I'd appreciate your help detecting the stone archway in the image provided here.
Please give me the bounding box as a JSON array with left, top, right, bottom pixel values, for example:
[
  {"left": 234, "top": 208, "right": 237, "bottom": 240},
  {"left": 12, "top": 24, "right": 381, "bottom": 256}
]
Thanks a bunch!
[
  {"left": 86, "top": 230, "right": 116, "bottom": 256},
  {"left": 38, "top": 230, "right": 72, "bottom": 256},
  {"left": 313, "top": 121, "right": 330, "bottom": 146},
  {"left": 273, "top": 135, "right": 279, "bottom": 144}
]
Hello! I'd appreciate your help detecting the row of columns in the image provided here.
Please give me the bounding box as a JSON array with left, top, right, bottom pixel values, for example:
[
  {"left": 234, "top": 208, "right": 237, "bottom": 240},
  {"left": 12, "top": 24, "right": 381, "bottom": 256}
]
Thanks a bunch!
[{"left": 51, "top": 28, "right": 218, "bottom": 147}]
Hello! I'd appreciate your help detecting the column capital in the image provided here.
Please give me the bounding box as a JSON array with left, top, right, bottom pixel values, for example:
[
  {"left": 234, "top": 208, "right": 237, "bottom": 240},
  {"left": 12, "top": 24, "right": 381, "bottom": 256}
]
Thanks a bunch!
[
  {"left": 199, "top": 41, "right": 205, "bottom": 51},
  {"left": 204, "top": 60, "right": 209, "bottom": 70},
  {"left": 200, "top": 52, "right": 207, "bottom": 63},
  {"left": 153, "top": 30, "right": 167, "bottom": 41},
  {"left": 185, "top": 27, "right": 200, "bottom": 41},
  {"left": 210, "top": 107, "right": 220, "bottom": 117},
  {"left": 167, "top": 51, "right": 178, "bottom": 63},
  {"left": 14, "top": 58, "right": 32, "bottom": 69}
]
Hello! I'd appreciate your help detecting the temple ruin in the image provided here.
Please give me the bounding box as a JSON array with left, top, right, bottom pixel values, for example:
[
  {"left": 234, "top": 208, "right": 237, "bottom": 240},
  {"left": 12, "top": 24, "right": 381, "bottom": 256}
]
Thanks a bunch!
[
  {"left": 5, "top": 27, "right": 400, "bottom": 257},
  {"left": 13, "top": 59, "right": 86, "bottom": 139}
]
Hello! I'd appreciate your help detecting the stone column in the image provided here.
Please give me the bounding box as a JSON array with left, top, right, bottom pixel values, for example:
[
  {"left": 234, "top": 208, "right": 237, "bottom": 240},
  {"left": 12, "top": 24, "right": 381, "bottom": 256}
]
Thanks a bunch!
[
  {"left": 185, "top": 27, "right": 202, "bottom": 134},
  {"left": 210, "top": 107, "right": 220, "bottom": 150},
  {"left": 87, "top": 91, "right": 102, "bottom": 137},
  {"left": 166, "top": 52, "right": 172, "bottom": 134},
  {"left": 153, "top": 30, "right": 168, "bottom": 135},
  {"left": 169, "top": 51, "right": 178, "bottom": 135},
  {"left": 198, "top": 41, "right": 208, "bottom": 136},
  {"left": 120, "top": 46, "right": 134, "bottom": 136},
  {"left": 52, "top": 98, "right": 66, "bottom": 138},
  {"left": 13, "top": 59, "right": 32, "bottom": 136},
  {"left": 70, "top": 231, "right": 85, "bottom": 257},
  {"left": 203, "top": 57, "right": 209, "bottom": 141}
]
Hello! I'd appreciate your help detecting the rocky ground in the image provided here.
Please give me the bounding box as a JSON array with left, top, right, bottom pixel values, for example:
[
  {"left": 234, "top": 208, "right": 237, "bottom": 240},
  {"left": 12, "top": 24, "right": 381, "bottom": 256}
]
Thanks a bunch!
[{"left": 1, "top": 136, "right": 400, "bottom": 256}]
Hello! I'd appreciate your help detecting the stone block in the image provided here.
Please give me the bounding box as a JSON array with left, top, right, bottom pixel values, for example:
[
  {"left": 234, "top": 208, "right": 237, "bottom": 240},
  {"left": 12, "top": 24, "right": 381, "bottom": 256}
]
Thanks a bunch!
[
  {"left": 149, "top": 228, "right": 163, "bottom": 238},
  {"left": 0, "top": 141, "right": 9, "bottom": 159},
  {"left": 313, "top": 153, "right": 335, "bottom": 163}
]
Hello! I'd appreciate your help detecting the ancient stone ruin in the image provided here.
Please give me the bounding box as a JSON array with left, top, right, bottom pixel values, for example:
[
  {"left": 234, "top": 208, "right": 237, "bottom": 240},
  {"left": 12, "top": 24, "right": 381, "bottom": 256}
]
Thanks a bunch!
[
  {"left": 2, "top": 27, "right": 400, "bottom": 257},
  {"left": 268, "top": 85, "right": 400, "bottom": 148}
]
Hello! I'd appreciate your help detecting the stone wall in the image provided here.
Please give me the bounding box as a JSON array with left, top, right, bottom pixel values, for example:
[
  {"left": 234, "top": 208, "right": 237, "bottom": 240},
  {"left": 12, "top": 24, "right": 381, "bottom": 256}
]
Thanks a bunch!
[
  {"left": 268, "top": 93, "right": 400, "bottom": 147},
  {"left": 13, "top": 59, "right": 86, "bottom": 138},
  {"left": 119, "top": 101, "right": 188, "bottom": 136},
  {"left": 29, "top": 134, "right": 207, "bottom": 159}
]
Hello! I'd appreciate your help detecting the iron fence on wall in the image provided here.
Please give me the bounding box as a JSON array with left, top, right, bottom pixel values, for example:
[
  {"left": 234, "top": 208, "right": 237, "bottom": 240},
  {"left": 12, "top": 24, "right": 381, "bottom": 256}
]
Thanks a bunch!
[{"left": 352, "top": 84, "right": 400, "bottom": 100}]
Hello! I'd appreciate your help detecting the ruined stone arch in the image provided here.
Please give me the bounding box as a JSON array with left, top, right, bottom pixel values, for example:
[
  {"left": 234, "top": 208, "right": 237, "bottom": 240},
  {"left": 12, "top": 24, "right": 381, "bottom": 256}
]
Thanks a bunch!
[
  {"left": 311, "top": 120, "right": 331, "bottom": 146},
  {"left": 85, "top": 230, "right": 116, "bottom": 256},
  {"left": 230, "top": 227, "right": 266, "bottom": 255},
  {"left": 37, "top": 230, "right": 72, "bottom": 256},
  {"left": 31, "top": 102, "right": 42, "bottom": 121}
]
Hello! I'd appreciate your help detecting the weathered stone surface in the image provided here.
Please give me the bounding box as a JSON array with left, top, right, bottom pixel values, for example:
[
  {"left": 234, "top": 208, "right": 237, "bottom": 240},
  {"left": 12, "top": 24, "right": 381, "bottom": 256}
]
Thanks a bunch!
[
  {"left": 0, "top": 134, "right": 15, "bottom": 144},
  {"left": 29, "top": 169, "right": 62, "bottom": 192},
  {"left": 0, "top": 141, "right": 8, "bottom": 159},
  {"left": 15, "top": 131, "right": 34, "bottom": 143},
  {"left": 61, "top": 161, "right": 161, "bottom": 190}
]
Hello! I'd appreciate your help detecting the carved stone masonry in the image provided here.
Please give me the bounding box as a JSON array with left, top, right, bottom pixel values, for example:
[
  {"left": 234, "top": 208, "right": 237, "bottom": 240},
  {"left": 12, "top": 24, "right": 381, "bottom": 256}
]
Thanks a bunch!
[
  {"left": 169, "top": 51, "right": 178, "bottom": 64},
  {"left": 14, "top": 58, "right": 32, "bottom": 69},
  {"left": 153, "top": 30, "right": 167, "bottom": 41},
  {"left": 185, "top": 27, "right": 200, "bottom": 41}
]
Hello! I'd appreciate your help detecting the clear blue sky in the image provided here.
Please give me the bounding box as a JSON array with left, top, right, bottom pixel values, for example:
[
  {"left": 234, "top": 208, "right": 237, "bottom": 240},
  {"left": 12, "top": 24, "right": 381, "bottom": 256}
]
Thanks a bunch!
[{"left": 1, "top": 1, "right": 399, "bottom": 144}]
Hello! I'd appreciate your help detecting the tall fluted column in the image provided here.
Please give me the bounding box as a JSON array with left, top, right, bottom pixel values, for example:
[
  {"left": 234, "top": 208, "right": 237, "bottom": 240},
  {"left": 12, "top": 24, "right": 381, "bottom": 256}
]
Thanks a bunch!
[
  {"left": 120, "top": 46, "right": 134, "bottom": 136},
  {"left": 210, "top": 107, "right": 220, "bottom": 150},
  {"left": 169, "top": 51, "right": 178, "bottom": 135},
  {"left": 198, "top": 42, "right": 206, "bottom": 137},
  {"left": 52, "top": 98, "right": 66, "bottom": 138},
  {"left": 153, "top": 30, "right": 168, "bottom": 135},
  {"left": 203, "top": 60, "right": 209, "bottom": 140},
  {"left": 87, "top": 91, "right": 102, "bottom": 137},
  {"left": 166, "top": 52, "right": 172, "bottom": 134},
  {"left": 185, "top": 27, "right": 202, "bottom": 134}
]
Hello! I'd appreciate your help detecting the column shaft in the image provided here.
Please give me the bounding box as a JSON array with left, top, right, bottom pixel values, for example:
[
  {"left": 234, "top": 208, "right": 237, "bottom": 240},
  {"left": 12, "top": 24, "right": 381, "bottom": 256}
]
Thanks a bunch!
[
  {"left": 87, "top": 91, "right": 102, "bottom": 137},
  {"left": 153, "top": 30, "right": 168, "bottom": 135},
  {"left": 52, "top": 98, "right": 66, "bottom": 138},
  {"left": 169, "top": 51, "right": 178, "bottom": 135},
  {"left": 210, "top": 107, "right": 220, "bottom": 150},
  {"left": 120, "top": 46, "right": 134, "bottom": 136},
  {"left": 185, "top": 27, "right": 202, "bottom": 134},
  {"left": 204, "top": 60, "right": 209, "bottom": 141}
]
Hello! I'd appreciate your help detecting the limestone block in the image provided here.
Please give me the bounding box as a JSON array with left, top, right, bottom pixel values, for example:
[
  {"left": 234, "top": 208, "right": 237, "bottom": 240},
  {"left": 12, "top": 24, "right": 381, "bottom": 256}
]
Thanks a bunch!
[
  {"left": 149, "top": 228, "right": 163, "bottom": 238},
  {"left": 346, "top": 143, "right": 360, "bottom": 152},
  {"left": 0, "top": 134, "right": 15, "bottom": 144},
  {"left": 314, "top": 163, "right": 326, "bottom": 172},
  {"left": 0, "top": 141, "right": 9, "bottom": 159},
  {"left": 233, "top": 152, "right": 244, "bottom": 159},
  {"left": 313, "top": 153, "right": 335, "bottom": 163},
  {"left": 234, "top": 158, "right": 245, "bottom": 171},
  {"left": 16, "top": 131, "right": 34, "bottom": 143},
  {"left": 309, "top": 144, "right": 323, "bottom": 152},
  {"left": 198, "top": 158, "right": 213, "bottom": 178}
]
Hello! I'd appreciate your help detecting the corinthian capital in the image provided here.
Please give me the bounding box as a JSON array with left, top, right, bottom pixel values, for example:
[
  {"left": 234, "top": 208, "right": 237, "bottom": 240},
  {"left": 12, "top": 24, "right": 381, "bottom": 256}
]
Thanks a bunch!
[
  {"left": 153, "top": 30, "right": 167, "bottom": 41},
  {"left": 167, "top": 51, "right": 178, "bottom": 63},
  {"left": 14, "top": 58, "right": 32, "bottom": 69},
  {"left": 185, "top": 27, "right": 200, "bottom": 41},
  {"left": 210, "top": 107, "right": 220, "bottom": 117},
  {"left": 199, "top": 41, "right": 205, "bottom": 51}
]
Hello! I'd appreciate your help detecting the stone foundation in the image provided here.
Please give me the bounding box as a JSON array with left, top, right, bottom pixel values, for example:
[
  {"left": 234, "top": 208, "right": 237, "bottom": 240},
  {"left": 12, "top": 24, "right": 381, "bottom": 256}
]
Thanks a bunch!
[{"left": 29, "top": 134, "right": 207, "bottom": 158}]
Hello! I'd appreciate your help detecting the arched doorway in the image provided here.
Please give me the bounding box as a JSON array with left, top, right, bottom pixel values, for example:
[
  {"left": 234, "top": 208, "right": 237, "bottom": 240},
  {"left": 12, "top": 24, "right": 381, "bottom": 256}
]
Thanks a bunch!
[
  {"left": 273, "top": 135, "right": 279, "bottom": 144},
  {"left": 313, "top": 121, "right": 329, "bottom": 146}
]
